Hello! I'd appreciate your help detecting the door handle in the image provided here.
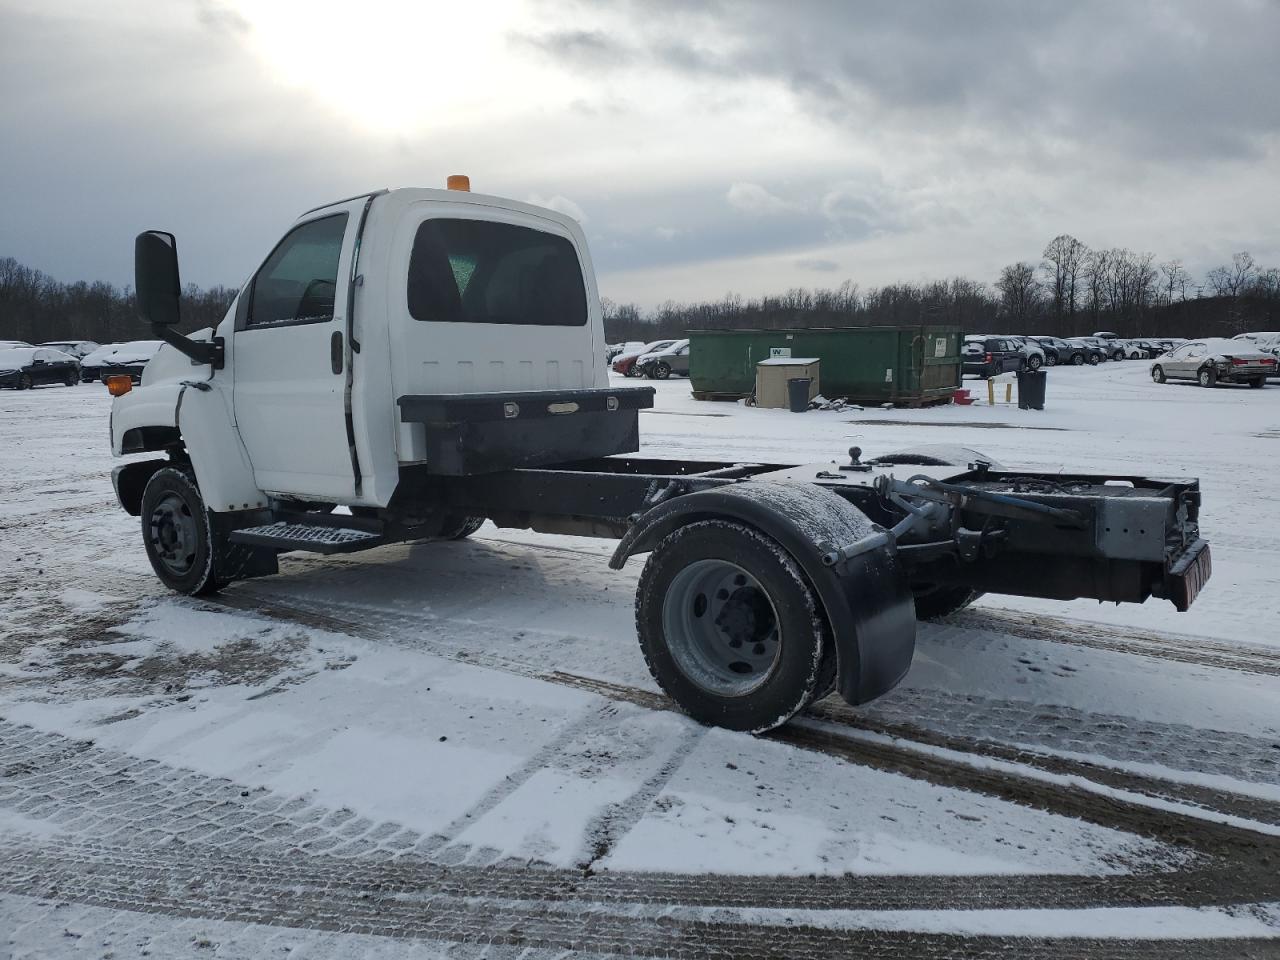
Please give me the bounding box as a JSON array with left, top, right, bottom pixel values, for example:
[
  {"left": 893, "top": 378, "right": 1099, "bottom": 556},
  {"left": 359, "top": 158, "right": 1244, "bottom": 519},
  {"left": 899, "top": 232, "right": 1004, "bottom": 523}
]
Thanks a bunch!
[{"left": 331, "top": 331, "right": 343, "bottom": 374}]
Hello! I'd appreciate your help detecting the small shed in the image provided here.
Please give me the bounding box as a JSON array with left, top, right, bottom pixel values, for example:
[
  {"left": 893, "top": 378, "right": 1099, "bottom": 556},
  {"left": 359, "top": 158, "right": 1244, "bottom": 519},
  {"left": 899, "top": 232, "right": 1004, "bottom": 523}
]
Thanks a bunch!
[{"left": 754, "top": 357, "right": 820, "bottom": 409}]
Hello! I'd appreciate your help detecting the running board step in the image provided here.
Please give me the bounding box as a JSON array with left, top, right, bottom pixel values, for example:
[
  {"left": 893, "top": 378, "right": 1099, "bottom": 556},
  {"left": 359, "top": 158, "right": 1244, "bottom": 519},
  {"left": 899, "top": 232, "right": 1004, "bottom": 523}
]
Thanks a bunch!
[{"left": 229, "top": 521, "right": 386, "bottom": 554}]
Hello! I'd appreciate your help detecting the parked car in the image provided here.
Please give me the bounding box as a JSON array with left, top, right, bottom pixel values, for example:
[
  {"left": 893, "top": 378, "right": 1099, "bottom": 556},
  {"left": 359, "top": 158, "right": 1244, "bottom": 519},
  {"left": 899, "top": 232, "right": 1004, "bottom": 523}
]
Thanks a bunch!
[
  {"left": 1233, "top": 332, "right": 1280, "bottom": 361},
  {"left": 1116, "top": 339, "right": 1148, "bottom": 360},
  {"left": 637, "top": 339, "right": 690, "bottom": 379},
  {"left": 38, "top": 339, "right": 100, "bottom": 359},
  {"left": 1003, "top": 335, "right": 1046, "bottom": 370},
  {"left": 1150, "top": 338, "right": 1277, "bottom": 388},
  {"left": 94, "top": 340, "right": 163, "bottom": 383},
  {"left": 1093, "top": 331, "right": 1120, "bottom": 340},
  {"left": 1032, "top": 336, "right": 1088, "bottom": 366},
  {"left": 1071, "top": 336, "right": 1123, "bottom": 360},
  {"left": 0, "top": 340, "right": 33, "bottom": 349},
  {"left": 0, "top": 346, "right": 81, "bottom": 389},
  {"left": 605, "top": 340, "right": 645, "bottom": 363},
  {"left": 611, "top": 339, "right": 678, "bottom": 377},
  {"left": 1064, "top": 338, "right": 1105, "bottom": 364},
  {"left": 962, "top": 336, "right": 1025, "bottom": 378}
]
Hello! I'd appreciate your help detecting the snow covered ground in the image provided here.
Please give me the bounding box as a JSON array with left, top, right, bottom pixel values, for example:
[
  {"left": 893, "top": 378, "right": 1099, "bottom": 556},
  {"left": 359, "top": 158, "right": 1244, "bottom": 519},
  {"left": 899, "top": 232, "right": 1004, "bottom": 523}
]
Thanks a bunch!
[{"left": 1, "top": 361, "right": 1278, "bottom": 957}]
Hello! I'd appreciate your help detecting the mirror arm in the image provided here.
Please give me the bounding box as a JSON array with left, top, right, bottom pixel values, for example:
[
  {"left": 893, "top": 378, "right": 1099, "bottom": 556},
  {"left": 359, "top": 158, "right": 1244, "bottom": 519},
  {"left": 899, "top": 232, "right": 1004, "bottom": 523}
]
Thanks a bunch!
[{"left": 153, "top": 325, "right": 225, "bottom": 369}]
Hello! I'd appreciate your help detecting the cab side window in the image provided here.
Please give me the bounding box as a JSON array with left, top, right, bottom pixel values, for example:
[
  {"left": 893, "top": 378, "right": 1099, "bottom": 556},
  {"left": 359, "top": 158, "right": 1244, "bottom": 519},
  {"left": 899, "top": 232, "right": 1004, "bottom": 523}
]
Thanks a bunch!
[{"left": 247, "top": 214, "right": 348, "bottom": 328}]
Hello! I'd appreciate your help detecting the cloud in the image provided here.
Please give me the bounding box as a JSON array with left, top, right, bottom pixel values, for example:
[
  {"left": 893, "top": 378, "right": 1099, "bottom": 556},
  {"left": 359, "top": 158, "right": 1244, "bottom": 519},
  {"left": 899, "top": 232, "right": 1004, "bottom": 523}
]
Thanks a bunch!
[
  {"left": 726, "top": 182, "right": 799, "bottom": 216},
  {"left": 795, "top": 257, "right": 838, "bottom": 272},
  {"left": 529, "top": 194, "right": 587, "bottom": 223}
]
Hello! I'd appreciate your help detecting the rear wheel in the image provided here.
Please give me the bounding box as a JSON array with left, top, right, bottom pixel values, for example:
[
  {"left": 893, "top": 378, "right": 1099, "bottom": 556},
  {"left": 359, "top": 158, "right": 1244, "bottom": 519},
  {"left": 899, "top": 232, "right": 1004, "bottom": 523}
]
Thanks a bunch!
[
  {"left": 1248, "top": 377, "right": 1266, "bottom": 389},
  {"left": 16, "top": 373, "right": 31, "bottom": 390},
  {"left": 64, "top": 371, "right": 77, "bottom": 386},
  {"left": 1087, "top": 353, "right": 1100, "bottom": 365},
  {"left": 636, "top": 520, "right": 830, "bottom": 732},
  {"left": 912, "top": 584, "right": 983, "bottom": 620},
  {"left": 1071, "top": 353, "right": 1085, "bottom": 366},
  {"left": 439, "top": 514, "right": 485, "bottom": 540},
  {"left": 1198, "top": 367, "right": 1216, "bottom": 388},
  {"left": 1151, "top": 365, "right": 1166, "bottom": 384},
  {"left": 1044, "top": 352, "right": 1058, "bottom": 367},
  {"left": 1026, "top": 354, "right": 1043, "bottom": 371}
]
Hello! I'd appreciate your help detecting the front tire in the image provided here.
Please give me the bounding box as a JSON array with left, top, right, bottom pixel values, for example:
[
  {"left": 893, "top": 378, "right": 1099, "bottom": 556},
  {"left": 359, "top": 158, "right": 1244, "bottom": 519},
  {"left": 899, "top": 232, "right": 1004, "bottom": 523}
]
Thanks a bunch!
[
  {"left": 140, "top": 466, "right": 222, "bottom": 595},
  {"left": 1044, "top": 353, "right": 1057, "bottom": 367},
  {"left": 1071, "top": 353, "right": 1085, "bottom": 366},
  {"left": 17, "top": 373, "right": 31, "bottom": 390},
  {"left": 1026, "top": 354, "right": 1043, "bottom": 371},
  {"left": 652, "top": 361, "right": 672, "bottom": 380},
  {"left": 1087, "top": 353, "right": 1100, "bottom": 365},
  {"left": 1198, "top": 367, "right": 1216, "bottom": 388},
  {"left": 636, "top": 520, "right": 829, "bottom": 733},
  {"left": 1151, "top": 365, "right": 1166, "bottom": 384}
]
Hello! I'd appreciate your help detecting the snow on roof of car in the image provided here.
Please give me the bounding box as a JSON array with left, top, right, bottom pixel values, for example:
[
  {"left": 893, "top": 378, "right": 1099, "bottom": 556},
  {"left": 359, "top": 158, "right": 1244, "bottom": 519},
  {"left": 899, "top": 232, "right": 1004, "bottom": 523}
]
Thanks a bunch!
[{"left": 0, "top": 347, "right": 37, "bottom": 365}]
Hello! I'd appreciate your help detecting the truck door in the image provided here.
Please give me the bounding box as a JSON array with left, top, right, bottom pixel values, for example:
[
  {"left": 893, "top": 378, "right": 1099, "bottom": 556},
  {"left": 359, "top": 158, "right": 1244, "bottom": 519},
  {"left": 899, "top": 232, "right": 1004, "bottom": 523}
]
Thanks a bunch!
[{"left": 232, "top": 201, "right": 365, "bottom": 500}]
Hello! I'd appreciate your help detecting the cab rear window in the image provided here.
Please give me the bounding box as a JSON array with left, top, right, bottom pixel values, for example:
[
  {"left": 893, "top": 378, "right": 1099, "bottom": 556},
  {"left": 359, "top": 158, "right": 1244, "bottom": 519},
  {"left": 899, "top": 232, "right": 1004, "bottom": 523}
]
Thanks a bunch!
[{"left": 408, "top": 219, "right": 587, "bottom": 327}]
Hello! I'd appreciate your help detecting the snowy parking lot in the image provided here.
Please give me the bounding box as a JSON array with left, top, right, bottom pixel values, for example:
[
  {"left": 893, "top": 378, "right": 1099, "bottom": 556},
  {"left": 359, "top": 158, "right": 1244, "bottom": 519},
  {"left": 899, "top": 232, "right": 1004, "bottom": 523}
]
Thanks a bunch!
[{"left": 2, "top": 362, "right": 1279, "bottom": 957}]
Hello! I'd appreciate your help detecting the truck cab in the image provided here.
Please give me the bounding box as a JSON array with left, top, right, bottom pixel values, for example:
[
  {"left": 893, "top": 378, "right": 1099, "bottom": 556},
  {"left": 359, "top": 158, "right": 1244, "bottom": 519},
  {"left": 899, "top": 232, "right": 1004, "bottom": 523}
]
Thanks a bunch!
[{"left": 114, "top": 185, "right": 607, "bottom": 511}]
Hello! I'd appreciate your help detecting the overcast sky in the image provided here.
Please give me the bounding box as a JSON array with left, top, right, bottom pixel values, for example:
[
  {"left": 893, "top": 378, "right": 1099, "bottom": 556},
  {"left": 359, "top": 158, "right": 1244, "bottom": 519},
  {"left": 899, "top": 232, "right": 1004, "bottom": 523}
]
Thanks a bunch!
[{"left": 2, "top": 0, "right": 1278, "bottom": 307}]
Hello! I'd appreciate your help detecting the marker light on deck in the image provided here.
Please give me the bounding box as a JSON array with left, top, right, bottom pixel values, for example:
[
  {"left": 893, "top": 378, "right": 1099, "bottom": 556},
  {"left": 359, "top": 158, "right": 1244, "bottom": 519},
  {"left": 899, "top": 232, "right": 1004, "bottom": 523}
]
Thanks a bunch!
[
  {"left": 105, "top": 375, "right": 133, "bottom": 397},
  {"left": 446, "top": 174, "right": 471, "bottom": 192}
]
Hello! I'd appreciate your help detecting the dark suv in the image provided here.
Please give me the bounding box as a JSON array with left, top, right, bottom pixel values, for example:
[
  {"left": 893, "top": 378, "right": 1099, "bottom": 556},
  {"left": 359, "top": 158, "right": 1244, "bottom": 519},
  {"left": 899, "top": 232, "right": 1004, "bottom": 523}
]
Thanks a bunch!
[{"left": 962, "top": 337, "right": 1026, "bottom": 378}]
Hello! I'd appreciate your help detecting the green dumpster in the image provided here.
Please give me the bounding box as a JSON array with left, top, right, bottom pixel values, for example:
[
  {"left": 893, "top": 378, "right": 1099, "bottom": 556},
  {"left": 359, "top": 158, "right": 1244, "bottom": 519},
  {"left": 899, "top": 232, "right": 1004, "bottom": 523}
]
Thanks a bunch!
[{"left": 689, "top": 326, "right": 962, "bottom": 407}]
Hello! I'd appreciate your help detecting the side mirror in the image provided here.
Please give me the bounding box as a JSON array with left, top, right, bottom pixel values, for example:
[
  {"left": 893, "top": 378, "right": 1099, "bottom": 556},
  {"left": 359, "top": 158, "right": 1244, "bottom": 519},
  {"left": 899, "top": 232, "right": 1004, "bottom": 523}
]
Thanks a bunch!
[
  {"left": 132, "top": 229, "right": 225, "bottom": 369},
  {"left": 135, "top": 230, "right": 181, "bottom": 327}
]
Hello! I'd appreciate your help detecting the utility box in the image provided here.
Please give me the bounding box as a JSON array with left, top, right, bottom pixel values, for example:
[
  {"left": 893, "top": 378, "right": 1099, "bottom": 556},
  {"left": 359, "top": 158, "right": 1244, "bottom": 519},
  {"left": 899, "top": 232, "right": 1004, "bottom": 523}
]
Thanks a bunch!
[
  {"left": 690, "top": 326, "right": 962, "bottom": 406},
  {"left": 754, "top": 358, "right": 820, "bottom": 409}
]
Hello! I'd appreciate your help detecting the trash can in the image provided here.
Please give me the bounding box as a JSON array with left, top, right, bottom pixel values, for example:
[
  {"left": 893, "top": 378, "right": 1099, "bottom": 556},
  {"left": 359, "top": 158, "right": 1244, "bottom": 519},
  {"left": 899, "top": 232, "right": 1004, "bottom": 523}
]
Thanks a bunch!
[
  {"left": 1017, "top": 369, "right": 1047, "bottom": 410},
  {"left": 787, "top": 377, "right": 813, "bottom": 413}
]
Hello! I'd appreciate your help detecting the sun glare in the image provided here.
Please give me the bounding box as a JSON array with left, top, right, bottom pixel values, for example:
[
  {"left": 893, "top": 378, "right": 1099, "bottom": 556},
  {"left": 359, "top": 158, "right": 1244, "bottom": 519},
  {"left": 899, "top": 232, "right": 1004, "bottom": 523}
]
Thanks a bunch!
[{"left": 227, "top": 0, "right": 540, "bottom": 135}]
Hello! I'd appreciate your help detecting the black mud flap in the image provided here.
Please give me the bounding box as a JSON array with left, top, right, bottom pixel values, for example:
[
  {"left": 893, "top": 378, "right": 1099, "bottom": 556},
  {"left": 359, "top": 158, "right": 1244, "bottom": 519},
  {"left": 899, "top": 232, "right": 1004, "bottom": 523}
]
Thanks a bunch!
[{"left": 612, "top": 480, "right": 917, "bottom": 706}]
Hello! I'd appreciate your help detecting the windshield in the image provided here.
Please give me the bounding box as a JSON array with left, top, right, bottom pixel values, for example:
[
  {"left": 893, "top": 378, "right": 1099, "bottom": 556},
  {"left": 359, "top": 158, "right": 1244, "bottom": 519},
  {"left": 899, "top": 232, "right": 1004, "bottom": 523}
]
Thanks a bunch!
[{"left": 0, "top": 348, "right": 35, "bottom": 368}]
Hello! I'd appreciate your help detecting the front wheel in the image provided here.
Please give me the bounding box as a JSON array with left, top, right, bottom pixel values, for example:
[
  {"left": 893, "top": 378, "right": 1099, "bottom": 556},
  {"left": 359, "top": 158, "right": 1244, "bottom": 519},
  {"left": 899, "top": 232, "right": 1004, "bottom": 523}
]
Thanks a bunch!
[
  {"left": 140, "top": 466, "right": 222, "bottom": 595},
  {"left": 64, "top": 371, "right": 77, "bottom": 386},
  {"left": 1071, "top": 353, "right": 1085, "bottom": 366},
  {"left": 1198, "top": 367, "right": 1216, "bottom": 388},
  {"left": 652, "top": 361, "right": 672, "bottom": 380},
  {"left": 1027, "top": 354, "right": 1043, "bottom": 371},
  {"left": 636, "top": 520, "right": 830, "bottom": 733},
  {"left": 1087, "top": 354, "right": 1100, "bottom": 365},
  {"left": 1151, "top": 365, "right": 1166, "bottom": 384},
  {"left": 1044, "top": 353, "right": 1057, "bottom": 367},
  {"left": 16, "top": 373, "right": 32, "bottom": 390}
]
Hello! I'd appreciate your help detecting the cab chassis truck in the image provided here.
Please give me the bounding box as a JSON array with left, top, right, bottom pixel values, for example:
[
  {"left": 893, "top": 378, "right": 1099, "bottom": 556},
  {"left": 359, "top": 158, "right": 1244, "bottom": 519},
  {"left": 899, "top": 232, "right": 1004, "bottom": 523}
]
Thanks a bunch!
[{"left": 109, "top": 184, "right": 1212, "bottom": 733}]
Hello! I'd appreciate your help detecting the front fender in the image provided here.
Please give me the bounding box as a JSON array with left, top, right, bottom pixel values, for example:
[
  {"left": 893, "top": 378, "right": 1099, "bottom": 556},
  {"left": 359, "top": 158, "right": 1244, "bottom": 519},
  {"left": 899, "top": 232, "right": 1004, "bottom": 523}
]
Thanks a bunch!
[
  {"left": 111, "top": 383, "right": 182, "bottom": 455},
  {"left": 611, "top": 480, "right": 916, "bottom": 705}
]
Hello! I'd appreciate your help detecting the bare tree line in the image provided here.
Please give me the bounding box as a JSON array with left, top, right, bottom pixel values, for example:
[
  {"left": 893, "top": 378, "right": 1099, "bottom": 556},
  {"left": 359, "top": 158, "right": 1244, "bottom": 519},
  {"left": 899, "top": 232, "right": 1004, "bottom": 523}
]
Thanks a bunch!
[
  {"left": 608, "top": 239, "right": 1280, "bottom": 343},
  {"left": 0, "top": 257, "right": 236, "bottom": 346},
  {"left": 2, "top": 238, "right": 1277, "bottom": 350}
]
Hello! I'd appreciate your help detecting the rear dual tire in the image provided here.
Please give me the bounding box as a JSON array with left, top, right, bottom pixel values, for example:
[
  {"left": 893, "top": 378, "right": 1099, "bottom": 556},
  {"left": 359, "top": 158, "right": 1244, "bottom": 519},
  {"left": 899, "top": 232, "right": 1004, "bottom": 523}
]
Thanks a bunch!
[{"left": 636, "top": 520, "right": 832, "bottom": 733}]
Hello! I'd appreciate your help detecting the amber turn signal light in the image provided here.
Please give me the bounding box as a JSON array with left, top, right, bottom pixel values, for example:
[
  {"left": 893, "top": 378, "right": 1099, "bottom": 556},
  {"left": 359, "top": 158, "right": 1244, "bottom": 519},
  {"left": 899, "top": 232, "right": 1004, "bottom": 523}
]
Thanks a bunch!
[
  {"left": 446, "top": 174, "right": 471, "bottom": 192},
  {"left": 105, "top": 375, "right": 133, "bottom": 397}
]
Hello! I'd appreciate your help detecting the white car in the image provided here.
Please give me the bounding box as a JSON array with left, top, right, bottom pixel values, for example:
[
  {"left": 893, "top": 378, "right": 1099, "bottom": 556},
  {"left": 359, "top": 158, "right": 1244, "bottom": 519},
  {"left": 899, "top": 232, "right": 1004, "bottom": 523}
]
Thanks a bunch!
[
  {"left": 39, "top": 339, "right": 100, "bottom": 359},
  {"left": 611, "top": 339, "right": 679, "bottom": 376},
  {"left": 1150, "top": 338, "right": 1277, "bottom": 388},
  {"left": 79, "top": 340, "right": 163, "bottom": 383}
]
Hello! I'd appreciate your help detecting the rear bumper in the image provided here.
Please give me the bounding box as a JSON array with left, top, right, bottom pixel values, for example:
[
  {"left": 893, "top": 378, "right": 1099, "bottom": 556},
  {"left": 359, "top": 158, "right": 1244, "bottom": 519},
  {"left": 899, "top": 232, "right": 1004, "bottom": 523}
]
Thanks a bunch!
[{"left": 1162, "top": 538, "right": 1211, "bottom": 612}]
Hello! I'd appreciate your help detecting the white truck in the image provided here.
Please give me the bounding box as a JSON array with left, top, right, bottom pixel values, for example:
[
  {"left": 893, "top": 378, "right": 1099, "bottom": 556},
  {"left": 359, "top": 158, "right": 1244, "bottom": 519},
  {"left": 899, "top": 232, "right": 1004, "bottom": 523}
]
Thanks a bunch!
[{"left": 110, "top": 181, "right": 1212, "bottom": 732}]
